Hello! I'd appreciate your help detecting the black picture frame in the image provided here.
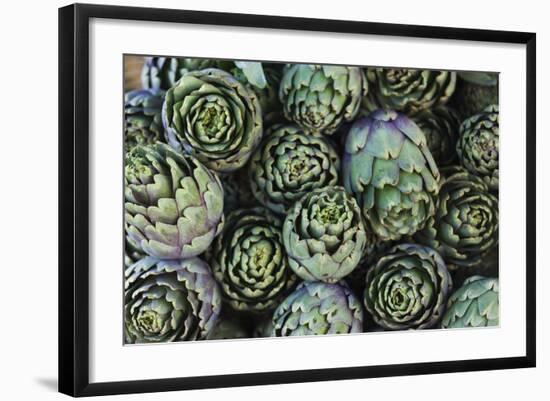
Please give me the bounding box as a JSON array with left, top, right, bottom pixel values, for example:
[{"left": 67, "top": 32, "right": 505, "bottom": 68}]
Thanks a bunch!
[{"left": 58, "top": 3, "right": 536, "bottom": 397}]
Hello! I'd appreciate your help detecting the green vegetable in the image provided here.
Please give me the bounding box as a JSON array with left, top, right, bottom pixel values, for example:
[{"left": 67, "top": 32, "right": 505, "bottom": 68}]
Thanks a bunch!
[
  {"left": 342, "top": 109, "right": 440, "bottom": 241},
  {"left": 124, "top": 89, "right": 165, "bottom": 151},
  {"left": 162, "top": 68, "right": 263, "bottom": 172},
  {"left": 279, "top": 64, "right": 366, "bottom": 135},
  {"left": 283, "top": 186, "right": 369, "bottom": 282},
  {"left": 441, "top": 276, "right": 499, "bottom": 328},
  {"left": 414, "top": 166, "right": 499, "bottom": 269},
  {"left": 125, "top": 143, "right": 224, "bottom": 259},
  {"left": 364, "top": 243, "right": 452, "bottom": 330},
  {"left": 362, "top": 68, "right": 456, "bottom": 115},
  {"left": 272, "top": 281, "right": 363, "bottom": 336},
  {"left": 210, "top": 207, "right": 296, "bottom": 313},
  {"left": 249, "top": 125, "right": 340, "bottom": 214},
  {"left": 457, "top": 104, "right": 499, "bottom": 191},
  {"left": 141, "top": 56, "right": 217, "bottom": 90},
  {"left": 412, "top": 106, "right": 461, "bottom": 166},
  {"left": 125, "top": 256, "right": 221, "bottom": 343}
]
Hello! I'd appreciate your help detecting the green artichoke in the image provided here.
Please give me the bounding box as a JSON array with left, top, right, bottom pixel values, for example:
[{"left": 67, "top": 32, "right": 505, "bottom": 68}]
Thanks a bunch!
[
  {"left": 124, "top": 89, "right": 165, "bottom": 151},
  {"left": 249, "top": 125, "right": 340, "bottom": 214},
  {"left": 282, "top": 186, "right": 369, "bottom": 282},
  {"left": 206, "top": 317, "right": 250, "bottom": 340},
  {"left": 141, "top": 56, "right": 218, "bottom": 90},
  {"left": 342, "top": 109, "right": 440, "bottom": 241},
  {"left": 450, "top": 72, "right": 498, "bottom": 118},
  {"left": 441, "top": 276, "right": 499, "bottom": 328},
  {"left": 125, "top": 256, "right": 221, "bottom": 343},
  {"left": 162, "top": 68, "right": 263, "bottom": 172},
  {"left": 125, "top": 143, "right": 224, "bottom": 259},
  {"left": 272, "top": 281, "right": 363, "bottom": 336},
  {"left": 364, "top": 243, "right": 452, "bottom": 330},
  {"left": 362, "top": 68, "right": 456, "bottom": 115},
  {"left": 279, "top": 64, "right": 366, "bottom": 135},
  {"left": 457, "top": 105, "right": 499, "bottom": 191},
  {"left": 210, "top": 207, "right": 296, "bottom": 313},
  {"left": 414, "top": 166, "right": 499, "bottom": 269},
  {"left": 412, "top": 106, "right": 461, "bottom": 166}
]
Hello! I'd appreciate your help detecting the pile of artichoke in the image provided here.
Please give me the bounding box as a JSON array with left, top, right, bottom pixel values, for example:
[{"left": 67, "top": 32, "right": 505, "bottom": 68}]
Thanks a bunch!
[{"left": 123, "top": 58, "right": 500, "bottom": 343}]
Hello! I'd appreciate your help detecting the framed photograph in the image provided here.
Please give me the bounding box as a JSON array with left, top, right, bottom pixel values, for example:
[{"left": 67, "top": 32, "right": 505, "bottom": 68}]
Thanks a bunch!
[{"left": 58, "top": 3, "right": 536, "bottom": 397}]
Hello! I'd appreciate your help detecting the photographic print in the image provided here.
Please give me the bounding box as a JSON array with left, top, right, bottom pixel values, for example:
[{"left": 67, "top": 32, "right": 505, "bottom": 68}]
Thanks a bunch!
[{"left": 123, "top": 55, "right": 499, "bottom": 344}]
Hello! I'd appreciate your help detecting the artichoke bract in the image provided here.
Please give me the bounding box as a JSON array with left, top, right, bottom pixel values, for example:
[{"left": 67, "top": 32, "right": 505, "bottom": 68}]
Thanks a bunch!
[
  {"left": 272, "top": 281, "right": 363, "bottom": 336},
  {"left": 362, "top": 68, "right": 456, "bottom": 115},
  {"left": 283, "top": 186, "right": 369, "bottom": 282},
  {"left": 210, "top": 207, "right": 296, "bottom": 313},
  {"left": 364, "top": 243, "right": 452, "bottom": 330},
  {"left": 124, "top": 89, "right": 165, "bottom": 151},
  {"left": 412, "top": 106, "right": 461, "bottom": 166},
  {"left": 342, "top": 109, "right": 440, "bottom": 241},
  {"left": 162, "top": 68, "right": 263, "bottom": 173},
  {"left": 249, "top": 125, "right": 340, "bottom": 215},
  {"left": 125, "top": 143, "right": 224, "bottom": 259},
  {"left": 457, "top": 105, "right": 499, "bottom": 191},
  {"left": 441, "top": 276, "right": 499, "bottom": 328},
  {"left": 414, "top": 166, "right": 499, "bottom": 269},
  {"left": 141, "top": 56, "right": 218, "bottom": 90},
  {"left": 125, "top": 257, "right": 221, "bottom": 343},
  {"left": 279, "top": 64, "right": 366, "bottom": 135}
]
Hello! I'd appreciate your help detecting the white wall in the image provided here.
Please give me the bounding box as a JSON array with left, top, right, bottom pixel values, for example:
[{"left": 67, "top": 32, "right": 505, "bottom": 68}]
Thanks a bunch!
[{"left": 0, "top": 0, "right": 545, "bottom": 399}]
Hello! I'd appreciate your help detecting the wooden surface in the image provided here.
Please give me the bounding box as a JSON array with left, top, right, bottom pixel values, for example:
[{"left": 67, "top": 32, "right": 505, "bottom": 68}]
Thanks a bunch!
[{"left": 124, "top": 55, "right": 144, "bottom": 91}]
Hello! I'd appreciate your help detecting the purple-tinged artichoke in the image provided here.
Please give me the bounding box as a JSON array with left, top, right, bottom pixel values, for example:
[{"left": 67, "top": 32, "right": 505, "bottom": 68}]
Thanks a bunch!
[
  {"left": 364, "top": 243, "right": 452, "bottom": 330},
  {"left": 162, "top": 68, "right": 263, "bottom": 173},
  {"left": 249, "top": 125, "right": 340, "bottom": 215},
  {"left": 124, "top": 256, "right": 221, "bottom": 343},
  {"left": 342, "top": 109, "right": 440, "bottom": 241},
  {"left": 125, "top": 143, "right": 224, "bottom": 259},
  {"left": 283, "top": 186, "right": 370, "bottom": 283},
  {"left": 272, "top": 281, "right": 363, "bottom": 336},
  {"left": 279, "top": 64, "right": 366, "bottom": 135},
  {"left": 457, "top": 105, "right": 499, "bottom": 191}
]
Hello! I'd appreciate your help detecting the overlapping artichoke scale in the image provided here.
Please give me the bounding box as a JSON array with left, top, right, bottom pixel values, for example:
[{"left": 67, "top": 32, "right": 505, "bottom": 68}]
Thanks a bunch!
[
  {"left": 441, "top": 276, "right": 499, "bottom": 328},
  {"left": 163, "top": 68, "right": 263, "bottom": 173},
  {"left": 457, "top": 105, "right": 499, "bottom": 191},
  {"left": 414, "top": 166, "right": 498, "bottom": 268},
  {"left": 272, "top": 281, "right": 363, "bottom": 336},
  {"left": 283, "top": 186, "right": 369, "bottom": 282},
  {"left": 280, "top": 64, "right": 366, "bottom": 135},
  {"left": 250, "top": 124, "right": 340, "bottom": 214},
  {"left": 342, "top": 110, "right": 440, "bottom": 241},
  {"left": 363, "top": 68, "right": 456, "bottom": 115},
  {"left": 210, "top": 207, "right": 295, "bottom": 312},
  {"left": 124, "top": 256, "right": 221, "bottom": 343},
  {"left": 364, "top": 244, "right": 452, "bottom": 330},
  {"left": 125, "top": 144, "right": 224, "bottom": 259}
]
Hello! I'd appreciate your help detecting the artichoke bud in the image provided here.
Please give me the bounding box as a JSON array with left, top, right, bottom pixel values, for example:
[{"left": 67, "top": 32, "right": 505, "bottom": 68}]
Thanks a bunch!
[
  {"left": 363, "top": 243, "right": 452, "bottom": 330},
  {"left": 272, "top": 281, "right": 364, "bottom": 336},
  {"left": 441, "top": 276, "right": 499, "bottom": 328}
]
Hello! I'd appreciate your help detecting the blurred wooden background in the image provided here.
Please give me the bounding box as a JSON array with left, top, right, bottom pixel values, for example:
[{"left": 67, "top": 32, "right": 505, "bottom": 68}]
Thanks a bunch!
[{"left": 124, "top": 55, "right": 144, "bottom": 91}]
